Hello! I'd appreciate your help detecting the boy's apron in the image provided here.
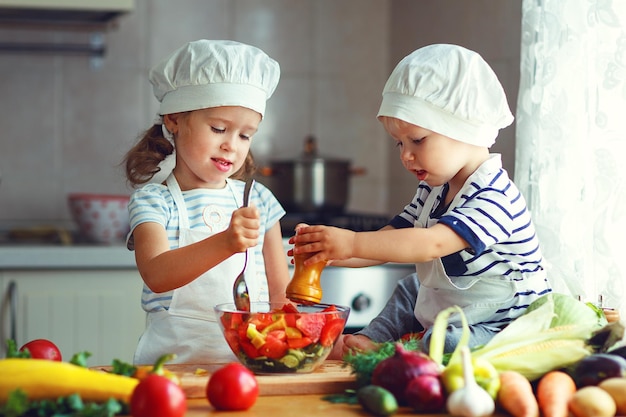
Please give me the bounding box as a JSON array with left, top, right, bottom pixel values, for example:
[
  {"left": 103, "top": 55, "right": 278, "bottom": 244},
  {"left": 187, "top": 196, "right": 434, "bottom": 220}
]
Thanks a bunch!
[
  {"left": 134, "top": 174, "right": 259, "bottom": 364},
  {"left": 413, "top": 186, "right": 547, "bottom": 329}
]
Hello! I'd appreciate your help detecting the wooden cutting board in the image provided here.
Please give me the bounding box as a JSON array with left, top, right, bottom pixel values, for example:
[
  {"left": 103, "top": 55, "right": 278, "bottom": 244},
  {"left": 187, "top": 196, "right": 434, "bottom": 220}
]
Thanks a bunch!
[{"left": 95, "top": 360, "right": 357, "bottom": 398}]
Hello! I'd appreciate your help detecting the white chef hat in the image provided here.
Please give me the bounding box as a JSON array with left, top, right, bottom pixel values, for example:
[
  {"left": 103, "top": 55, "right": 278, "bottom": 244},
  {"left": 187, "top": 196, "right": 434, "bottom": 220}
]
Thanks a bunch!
[
  {"left": 149, "top": 39, "right": 280, "bottom": 118},
  {"left": 377, "top": 44, "right": 513, "bottom": 147}
]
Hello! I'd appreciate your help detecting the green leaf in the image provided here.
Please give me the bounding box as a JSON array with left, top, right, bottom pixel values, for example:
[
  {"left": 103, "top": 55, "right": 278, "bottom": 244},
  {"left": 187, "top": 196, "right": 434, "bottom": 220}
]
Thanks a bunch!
[
  {"left": 0, "top": 390, "right": 30, "bottom": 417},
  {"left": 5, "top": 339, "right": 30, "bottom": 359},
  {"left": 70, "top": 351, "right": 92, "bottom": 367},
  {"left": 110, "top": 358, "right": 136, "bottom": 377}
]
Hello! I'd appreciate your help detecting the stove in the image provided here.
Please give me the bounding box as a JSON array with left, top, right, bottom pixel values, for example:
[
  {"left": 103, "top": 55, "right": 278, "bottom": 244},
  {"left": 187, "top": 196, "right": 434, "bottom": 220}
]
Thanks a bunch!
[{"left": 281, "top": 211, "right": 415, "bottom": 333}]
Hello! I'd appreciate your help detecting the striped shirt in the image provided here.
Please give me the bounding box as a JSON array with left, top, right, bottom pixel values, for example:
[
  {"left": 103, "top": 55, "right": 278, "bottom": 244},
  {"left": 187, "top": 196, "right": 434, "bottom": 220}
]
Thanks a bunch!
[
  {"left": 127, "top": 179, "right": 285, "bottom": 313},
  {"left": 390, "top": 154, "right": 551, "bottom": 326}
]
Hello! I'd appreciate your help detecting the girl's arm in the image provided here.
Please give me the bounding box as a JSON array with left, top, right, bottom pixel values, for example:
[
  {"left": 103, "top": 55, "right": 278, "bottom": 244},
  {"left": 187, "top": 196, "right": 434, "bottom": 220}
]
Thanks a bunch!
[
  {"left": 133, "top": 206, "right": 259, "bottom": 293},
  {"left": 293, "top": 223, "right": 468, "bottom": 266},
  {"left": 262, "top": 222, "right": 291, "bottom": 303}
]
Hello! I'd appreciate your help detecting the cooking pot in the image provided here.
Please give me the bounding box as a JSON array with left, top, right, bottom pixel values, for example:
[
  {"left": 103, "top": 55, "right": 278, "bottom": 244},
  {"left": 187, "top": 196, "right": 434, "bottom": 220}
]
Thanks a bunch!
[{"left": 259, "top": 136, "right": 365, "bottom": 213}]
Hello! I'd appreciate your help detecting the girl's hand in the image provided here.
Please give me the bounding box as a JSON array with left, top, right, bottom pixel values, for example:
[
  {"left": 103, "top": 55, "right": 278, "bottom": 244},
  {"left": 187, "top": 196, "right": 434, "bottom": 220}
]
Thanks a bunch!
[
  {"left": 291, "top": 225, "right": 356, "bottom": 265},
  {"left": 226, "top": 206, "right": 260, "bottom": 253}
]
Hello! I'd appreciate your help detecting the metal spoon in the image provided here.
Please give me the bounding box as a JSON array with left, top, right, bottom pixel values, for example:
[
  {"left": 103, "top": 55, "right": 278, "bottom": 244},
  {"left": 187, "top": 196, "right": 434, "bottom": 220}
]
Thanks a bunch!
[{"left": 233, "top": 178, "right": 255, "bottom": 311}]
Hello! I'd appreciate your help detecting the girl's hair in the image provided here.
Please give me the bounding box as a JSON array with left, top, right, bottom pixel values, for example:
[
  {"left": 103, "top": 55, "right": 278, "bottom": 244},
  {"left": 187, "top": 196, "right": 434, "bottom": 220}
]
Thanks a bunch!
[{"left": 124, "top": 122, "right": 256, "bottom": 187}]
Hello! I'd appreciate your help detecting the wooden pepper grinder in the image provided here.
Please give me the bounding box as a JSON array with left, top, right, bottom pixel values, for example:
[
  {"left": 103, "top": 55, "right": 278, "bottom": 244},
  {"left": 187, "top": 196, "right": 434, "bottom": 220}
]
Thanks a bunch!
[{"left": 286, "top": 248, "right": 326, "bottom": 305}]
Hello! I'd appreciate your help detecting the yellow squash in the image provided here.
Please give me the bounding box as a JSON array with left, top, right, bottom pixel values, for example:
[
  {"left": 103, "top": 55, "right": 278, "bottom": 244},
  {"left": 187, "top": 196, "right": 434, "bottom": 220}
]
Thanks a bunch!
[{"left": 0, "top": 358, "right": 139, "bottom": 404}]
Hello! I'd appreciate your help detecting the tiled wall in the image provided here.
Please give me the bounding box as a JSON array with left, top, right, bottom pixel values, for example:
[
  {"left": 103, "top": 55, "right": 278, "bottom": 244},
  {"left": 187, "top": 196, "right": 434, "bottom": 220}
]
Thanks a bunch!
[
  {"left": 386, "top": 0, "right": 522, "bottom": 214},
  {"left": 0, "top": 0, "right": 520, "bottom": 230}
]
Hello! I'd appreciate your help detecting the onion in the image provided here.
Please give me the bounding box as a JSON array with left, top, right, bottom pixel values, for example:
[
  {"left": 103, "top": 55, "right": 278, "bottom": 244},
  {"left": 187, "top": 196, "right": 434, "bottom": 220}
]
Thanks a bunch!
[
  {"left": 404, "top": 374, "right": 446, "bottom": 413},
  {"left": 371, "top": 343, "right": 441, "bottom": 405}
]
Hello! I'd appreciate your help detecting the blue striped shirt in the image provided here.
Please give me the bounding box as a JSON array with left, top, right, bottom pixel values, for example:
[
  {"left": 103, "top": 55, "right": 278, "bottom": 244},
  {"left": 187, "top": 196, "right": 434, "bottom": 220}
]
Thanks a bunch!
[
  {"left": 127, "top": 179, "right": 285, "bottom": 312},
  {"left": 390, "top": 155, "right": 550, "bottom": 326}
]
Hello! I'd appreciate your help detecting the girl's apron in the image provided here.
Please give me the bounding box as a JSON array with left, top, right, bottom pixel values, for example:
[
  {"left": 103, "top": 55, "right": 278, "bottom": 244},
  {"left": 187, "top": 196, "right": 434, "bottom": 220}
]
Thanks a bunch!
[
  {"left": 134, "top": 174, "right": 259, "bottom": 364},
  {"left": 413, "top": 186, "right": 547, "bottom": 329}
]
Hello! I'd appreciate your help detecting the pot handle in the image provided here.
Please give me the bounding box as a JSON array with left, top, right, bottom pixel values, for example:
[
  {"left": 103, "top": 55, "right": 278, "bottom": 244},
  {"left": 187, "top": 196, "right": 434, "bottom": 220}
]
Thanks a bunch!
[
  {"left": 258, "top": 166, "right": 274, "bottom": 176},
  {"left": 350, "top": 167, "right": 367, "bottom": 176}
]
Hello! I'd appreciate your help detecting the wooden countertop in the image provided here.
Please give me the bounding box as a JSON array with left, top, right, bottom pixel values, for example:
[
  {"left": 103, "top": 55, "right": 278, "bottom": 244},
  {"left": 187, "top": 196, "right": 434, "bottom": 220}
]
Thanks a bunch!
[{"left": 152, "top": 395, "right": 510, "bottom": 416}]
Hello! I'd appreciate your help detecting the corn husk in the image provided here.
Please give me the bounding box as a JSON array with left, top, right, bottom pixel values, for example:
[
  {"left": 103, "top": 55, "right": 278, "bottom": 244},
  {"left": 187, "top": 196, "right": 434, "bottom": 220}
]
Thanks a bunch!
[{"left": 471, "top": 293, "right": 605, "bottom": 380}]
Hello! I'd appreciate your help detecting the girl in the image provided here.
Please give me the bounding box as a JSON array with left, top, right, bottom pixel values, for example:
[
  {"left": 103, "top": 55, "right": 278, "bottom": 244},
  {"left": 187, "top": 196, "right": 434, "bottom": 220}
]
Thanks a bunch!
[
  {"left": 124, "top": 40, "right": 289, "bottom": 364},
  {"left": 292, "top": 44, "right": 553, "bottom": 357}
]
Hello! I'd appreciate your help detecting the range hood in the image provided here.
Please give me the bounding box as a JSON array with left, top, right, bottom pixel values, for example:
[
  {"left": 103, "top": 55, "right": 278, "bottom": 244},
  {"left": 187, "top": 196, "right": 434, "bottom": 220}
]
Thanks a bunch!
[{"left": 0, "top": 0, "right": 134, "bottom": 26}]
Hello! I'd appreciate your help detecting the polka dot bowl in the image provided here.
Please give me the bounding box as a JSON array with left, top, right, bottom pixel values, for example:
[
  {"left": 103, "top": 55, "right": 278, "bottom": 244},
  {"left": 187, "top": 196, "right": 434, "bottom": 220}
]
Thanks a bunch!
[{"left": 68, "top": 193, "right": 130, "bottom": 244}]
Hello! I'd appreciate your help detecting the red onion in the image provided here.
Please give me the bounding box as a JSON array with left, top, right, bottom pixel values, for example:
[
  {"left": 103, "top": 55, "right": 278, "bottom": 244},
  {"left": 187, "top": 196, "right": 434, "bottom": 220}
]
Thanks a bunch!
[
  {"left": 371, "top": 343, "right": 441, "bottom": 405},
  {"left": 404, "top": 374, "right": 446, "bottom": 412}
]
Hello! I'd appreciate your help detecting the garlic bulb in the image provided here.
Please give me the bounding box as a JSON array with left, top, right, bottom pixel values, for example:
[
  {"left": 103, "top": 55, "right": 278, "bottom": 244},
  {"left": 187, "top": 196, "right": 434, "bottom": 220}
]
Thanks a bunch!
[{"left": 446, "top": 346, "right": 495, "bottom": 417}]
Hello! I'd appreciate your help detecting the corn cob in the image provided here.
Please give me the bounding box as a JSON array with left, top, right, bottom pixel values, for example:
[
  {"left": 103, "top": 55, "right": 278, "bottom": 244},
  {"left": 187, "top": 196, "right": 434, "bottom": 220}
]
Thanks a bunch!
[
  {"left": 0, "top": 358, "right": 139, "bottom": 404},
  {"left": 473, "top": 338, "right": 591, "bottom": 381}
]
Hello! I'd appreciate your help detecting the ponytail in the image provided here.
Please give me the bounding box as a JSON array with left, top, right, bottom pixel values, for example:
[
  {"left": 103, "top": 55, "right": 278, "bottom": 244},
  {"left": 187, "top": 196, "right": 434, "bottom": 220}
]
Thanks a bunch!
[{"left": 124, "top": 124, "right": 174, "bottom": 186}]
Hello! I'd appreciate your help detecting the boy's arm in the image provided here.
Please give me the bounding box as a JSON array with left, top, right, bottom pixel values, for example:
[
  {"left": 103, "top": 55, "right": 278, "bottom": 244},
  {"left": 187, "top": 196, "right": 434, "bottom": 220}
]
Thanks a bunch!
[{"left": 294, "top": 223, "right": 468, "bottom": 265}]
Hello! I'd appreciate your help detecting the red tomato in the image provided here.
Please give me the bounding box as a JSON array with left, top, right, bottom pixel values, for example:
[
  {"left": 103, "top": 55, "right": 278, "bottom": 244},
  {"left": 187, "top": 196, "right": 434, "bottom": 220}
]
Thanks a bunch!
[
  {"left": 320, "top": 318, "right": 345, "bottom": 347},
  {"left": 19, "top": 339, "right": 62, "bottom": 361},
  {"left": 287, "top": 336, "right": 313, "bottom": 349},
  {"left": 259, "top": 334, "right": 288, "bottom": 359},
  {"left": 240, "top": 338, "right": 262, "bottom": 359},
  {"left": 223, "top": 329, "right": 240, "bottom": 354},
  {"left": 248, "top": 313, "right": 273, "bottom": 331},
  {"left": 280, "top": 303, "right": 300, "bottom": 314},
  {"left": 206, "top": 363, "right": 259, "bottom": 411},
  {"left": 130, "top": 374, "right": 187, "bottom": 417}
]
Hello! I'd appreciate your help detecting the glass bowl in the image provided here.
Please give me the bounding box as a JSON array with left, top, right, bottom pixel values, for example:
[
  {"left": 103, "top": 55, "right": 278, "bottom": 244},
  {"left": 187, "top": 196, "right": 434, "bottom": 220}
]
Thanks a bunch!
[{"left": 215, "top": 302, "right": 350, "bottom": 374}]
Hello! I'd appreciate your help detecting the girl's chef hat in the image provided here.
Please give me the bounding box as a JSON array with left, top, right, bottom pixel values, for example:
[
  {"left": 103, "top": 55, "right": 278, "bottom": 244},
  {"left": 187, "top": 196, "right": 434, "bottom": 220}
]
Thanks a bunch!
[
  {"left": 377, "top": 44, "right": 513, "bottom": 148},
  {"left": 149, "top": 39, "right": 280, "bottom": 118}
]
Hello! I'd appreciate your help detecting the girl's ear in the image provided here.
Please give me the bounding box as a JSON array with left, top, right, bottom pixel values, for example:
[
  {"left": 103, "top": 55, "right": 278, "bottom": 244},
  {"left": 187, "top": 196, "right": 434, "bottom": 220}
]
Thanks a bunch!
[{"left": 163, "top": 113, "right": 181, "bottom": 135}]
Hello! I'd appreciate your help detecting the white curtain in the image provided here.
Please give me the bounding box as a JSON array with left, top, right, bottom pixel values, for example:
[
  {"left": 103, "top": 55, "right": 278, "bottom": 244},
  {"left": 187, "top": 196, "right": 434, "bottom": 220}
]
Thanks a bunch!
[{"left": 515, "top": 0, "right": 626, "bottom": 312}]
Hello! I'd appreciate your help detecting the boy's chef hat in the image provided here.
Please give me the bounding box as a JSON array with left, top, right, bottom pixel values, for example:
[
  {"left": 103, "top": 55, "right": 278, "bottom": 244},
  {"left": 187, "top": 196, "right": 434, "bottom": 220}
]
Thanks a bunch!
[
  {"left": 150, "top": 40, "right": 280, "bottom": 118},
  {"left": 377, "top": 44, "right": 513, "bottom": 147}
]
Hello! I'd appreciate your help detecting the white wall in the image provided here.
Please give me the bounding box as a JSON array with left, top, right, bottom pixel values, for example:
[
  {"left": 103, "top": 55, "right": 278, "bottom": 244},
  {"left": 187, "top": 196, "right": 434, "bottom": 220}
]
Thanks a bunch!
[
  {"left": 0, "top": 0, "right": 520, "bottom": 230},
  {"left": 386, "top": 0, "right": 522, "bottom": 214}
]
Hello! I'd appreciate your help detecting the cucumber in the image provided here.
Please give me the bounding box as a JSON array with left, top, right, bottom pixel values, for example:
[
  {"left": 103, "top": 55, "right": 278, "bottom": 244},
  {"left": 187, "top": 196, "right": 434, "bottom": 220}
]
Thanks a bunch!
[
  {"left": 279, "top": 355, "right": 299, "bottom": 368},
  {"left": 357, "top": 385, "right": 398, "bottom": 416}
]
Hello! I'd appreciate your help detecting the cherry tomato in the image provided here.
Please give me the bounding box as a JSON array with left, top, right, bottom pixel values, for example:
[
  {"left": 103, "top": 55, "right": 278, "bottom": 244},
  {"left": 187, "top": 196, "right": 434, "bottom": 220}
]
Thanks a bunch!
[
  {"left": 19, "top": 339, "right": 62, "bottom": 361},
  {"left": 130, "top": 374, "right": 187, "bottom": 417},
  {"left": 206, "top": 363, "right": 258, "bottom": 411}
]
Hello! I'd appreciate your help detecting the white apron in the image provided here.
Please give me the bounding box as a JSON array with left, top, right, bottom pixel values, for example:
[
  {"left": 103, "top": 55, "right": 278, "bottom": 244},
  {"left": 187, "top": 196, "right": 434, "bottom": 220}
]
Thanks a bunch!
[
  {"left": 413, "top": 186, "right": 547, "bottom": 329},
  {"left": 134, "top": 174, "right": 259, "bottom": 364}
]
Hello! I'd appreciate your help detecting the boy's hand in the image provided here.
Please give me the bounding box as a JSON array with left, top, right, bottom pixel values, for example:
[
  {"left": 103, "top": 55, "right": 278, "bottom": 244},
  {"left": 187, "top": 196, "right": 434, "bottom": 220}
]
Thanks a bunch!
[
  {"left": 227, "top": 206, "right": 260, "bottom": 253},
  {"left": 342, "top": 334, "right": 378, "bottom": 355},
  {"left": 291, "top": 225, "right": 356, "bottom": 265}
]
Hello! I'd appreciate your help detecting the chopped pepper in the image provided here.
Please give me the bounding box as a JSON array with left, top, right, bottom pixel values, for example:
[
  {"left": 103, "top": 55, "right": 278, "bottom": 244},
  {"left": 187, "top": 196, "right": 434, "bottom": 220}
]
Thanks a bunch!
[{"left": 246, "top": 323, "right": 267, "bottom": 349}]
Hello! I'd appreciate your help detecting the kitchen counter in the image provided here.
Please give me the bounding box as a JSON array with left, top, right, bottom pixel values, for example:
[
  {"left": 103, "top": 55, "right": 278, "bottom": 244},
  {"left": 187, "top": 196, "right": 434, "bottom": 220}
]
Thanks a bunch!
[
  {"left": 133, "top": 396, "right": 510, "bottom": 416},
  {"left": 110, "top": 361, "right": 509, "bottom": 417},
  {"left": 0, "top": 238, "right": 291, "bottom": 270},
  {"left": 0, "top": 245, "right": 136, "bottom": 269}
]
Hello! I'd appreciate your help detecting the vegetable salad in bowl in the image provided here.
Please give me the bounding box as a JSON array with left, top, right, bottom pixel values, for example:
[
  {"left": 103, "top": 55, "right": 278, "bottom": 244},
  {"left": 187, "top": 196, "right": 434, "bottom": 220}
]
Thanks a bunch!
[{"left": 215, "top": 302, "right": 349, "bottom": 374}]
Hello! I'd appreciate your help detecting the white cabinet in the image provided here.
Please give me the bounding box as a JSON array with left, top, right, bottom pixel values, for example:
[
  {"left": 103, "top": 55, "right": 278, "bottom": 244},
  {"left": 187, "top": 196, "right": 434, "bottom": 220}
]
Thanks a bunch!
[{"left": 0, "top": 269, "right": 146, "bottom": 366}]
